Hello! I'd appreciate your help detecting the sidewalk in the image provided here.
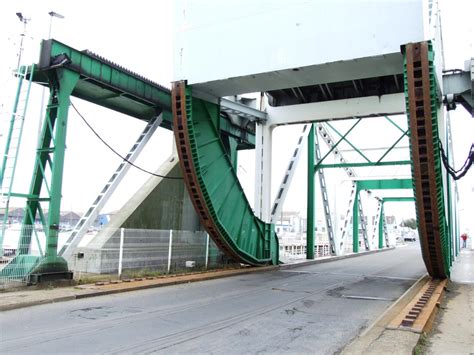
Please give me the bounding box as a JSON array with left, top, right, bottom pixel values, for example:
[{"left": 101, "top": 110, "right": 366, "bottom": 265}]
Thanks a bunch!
[
  {"left": 342, "top": 249, "right": 474, "bottom": 354},
  {"left": 423, "top": 249, "right": 474, "bottom": 354}
]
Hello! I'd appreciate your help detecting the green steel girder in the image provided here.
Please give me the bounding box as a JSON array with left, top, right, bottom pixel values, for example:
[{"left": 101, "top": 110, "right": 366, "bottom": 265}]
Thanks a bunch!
[
  {"left": 317, "top": 119, "right": 362, "bottom": 165},
  {"left": 3, "top": 39, "right": 257, "bottom": 279},
  {"left": 379, "top": 204, "right": 385, "bottom": 249},
  {"left": 324, "top": 121, "right": 370, "bottom": 163},
  {"left": 383, "top": 115, "right": 406, "bottom": 133},
  {"left": 353, "top": 191, "right": 360, "bottom": 253},
  {"left": 309, "top": 117, "right": 412, "bottom": 256},
  {"left": 171, "top": 82, "right": 278, "bottom": 265},
  {"left": 352, "top": 179, "right": 413, "bottom": 253},
  {"left": 37, "top": 39, "right": 170, "bottom": 123},
  {"left": 356, "top": 179, "right": 413, "bottom": 191},
  {"left": 376, "top": 197, "right": 415, "bottom": 249},
  {"left": 317, "top": 160, "right": 411, "bottom": 169},
  {"left": 32, "top": 39, "right": 255, "bottom": 147},
  {"left": 404, "top": 41, "right": 452, "bottom": 278},
  {"left": 4, "top": 68, "right": 80, "bottom": 278},
  {"left": 375, "top": 130, "right": 408, "bottom": 163},
  {"left": 317, "top": 120, "right": 409, "bottom": 169},
  {"left": 381, "top": 197, "right": 415, "bottom": 203}
]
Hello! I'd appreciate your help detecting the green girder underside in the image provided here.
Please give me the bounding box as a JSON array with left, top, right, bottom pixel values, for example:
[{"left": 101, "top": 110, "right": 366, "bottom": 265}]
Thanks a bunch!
[
  {"left": 34, "top": 39, "right": 254, "bottom": 148},
  {"left": 182, "top": 87, "right": 279, "bottom": 265}
]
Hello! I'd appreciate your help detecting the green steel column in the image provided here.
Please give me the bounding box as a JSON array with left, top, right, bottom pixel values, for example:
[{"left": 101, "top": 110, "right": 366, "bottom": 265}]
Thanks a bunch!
[
  {"left": 352, "top": 185, "right": 359, "bottom": 253},
  {"left": 21, "top": 69, "right": 79, "bottom": 273},
  {"left": 306, "top": 124, "right": 315, "bottom": 259},
  {"left": 45, "top": 69, "right": 78, "bottom": 259},
  {"left": 18, "top": 89, "right": 56, "bottom": 254},
  {"left": 379, "top": 203, "right": 384, "bottom": 249},
  {"left": 445, "top": 141, "right": 454, "bottom": 264}
]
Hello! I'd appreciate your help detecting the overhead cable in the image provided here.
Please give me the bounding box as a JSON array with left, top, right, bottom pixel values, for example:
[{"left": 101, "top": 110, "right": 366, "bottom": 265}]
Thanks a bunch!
[
  {"left": 439, "top": 140, "right": 474, "bottom": 180},
  {"left": 70, "top": 102, "right": 183, "bottom": 180}
]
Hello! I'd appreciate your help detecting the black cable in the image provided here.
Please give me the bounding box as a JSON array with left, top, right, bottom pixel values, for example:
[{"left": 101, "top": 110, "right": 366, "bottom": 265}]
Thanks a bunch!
[
  {"left": 439, "top": 139, "right": 474, "bottom": 180},
  {"left": 71, "top": 102, "right": 183, "bottom": 180}
]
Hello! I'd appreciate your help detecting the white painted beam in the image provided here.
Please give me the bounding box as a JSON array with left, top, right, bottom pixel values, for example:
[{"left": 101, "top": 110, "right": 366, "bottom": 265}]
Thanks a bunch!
[
  {"left": 254, "top": 122, "right": 273, "bottom": 222},
  {"left": 267, "top": 93, "right": 406, "bottom": 126}
]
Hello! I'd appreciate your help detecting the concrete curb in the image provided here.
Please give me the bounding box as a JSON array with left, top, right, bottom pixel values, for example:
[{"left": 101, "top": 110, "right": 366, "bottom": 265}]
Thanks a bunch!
[
  {"left": 74, "top": 266, "right": 279, "bottom": 299},
  {"left": 0, "top": 266, "right": 277, "bottom": 312},
  {"left": 0, "top": 296, "right": 78, "bottom": 312},
  {"left": 0, "top": 247, "right": 395, "bottom": 312},
  {"left": 341, "top": 273, "right": 447, "bottom": 355},
  {"left": 359, "top": 274, "right": 429, "bottom": 337},
  {"left": 280, "top": 247, "right": 395, "bottom": 270}
]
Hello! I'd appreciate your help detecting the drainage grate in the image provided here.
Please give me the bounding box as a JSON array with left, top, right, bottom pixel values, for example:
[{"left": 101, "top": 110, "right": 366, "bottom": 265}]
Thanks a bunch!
[{"left": 388, "top": 278, "right": 447, "bottom": 333}]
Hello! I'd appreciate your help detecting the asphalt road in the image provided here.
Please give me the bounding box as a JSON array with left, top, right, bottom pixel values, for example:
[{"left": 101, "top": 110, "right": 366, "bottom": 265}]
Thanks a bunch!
[{"left": 1, "top": 243, "right": 425, "bottom": 354}]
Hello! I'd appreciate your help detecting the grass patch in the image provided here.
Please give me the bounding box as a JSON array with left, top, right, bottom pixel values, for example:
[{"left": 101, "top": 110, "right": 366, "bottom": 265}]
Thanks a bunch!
[{"left": 413, "top": 333, "right": 428, "bottom": 355}]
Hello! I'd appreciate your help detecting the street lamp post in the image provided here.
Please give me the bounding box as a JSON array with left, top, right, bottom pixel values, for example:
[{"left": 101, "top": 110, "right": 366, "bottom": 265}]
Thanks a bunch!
[
  {"left": 37, "top": 11, "right": 65, "bottom": 146},
  {"left": 47, "top": 11, "right": 65, "bottom": 39},
  {"left": 15, "top": 12, "right": 30, "bottom": 70}
]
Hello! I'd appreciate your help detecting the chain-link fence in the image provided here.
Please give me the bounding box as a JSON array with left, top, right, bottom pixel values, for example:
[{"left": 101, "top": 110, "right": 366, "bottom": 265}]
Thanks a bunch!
[
  {"left": 69, "top": 228, "right": 229, "bottom": 278},
  {"left": 0, "top": 226, "right": 231, "bottom": 289},
  {"left": 0, "top": 224, "right": 46, "bottom": 289},
  {"left": 1, "top": 224, "right": 337, "bottom": 289}
]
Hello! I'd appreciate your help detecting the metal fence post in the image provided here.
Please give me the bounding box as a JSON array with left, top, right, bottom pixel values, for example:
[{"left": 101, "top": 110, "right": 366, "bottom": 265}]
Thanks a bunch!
[
  {"left": 118, "top": 228, "right": 124, "bottom": 278},
  {"left": 167, "top": 230, "right": 173, "bottom": 273},
  {"left": 205, "top": 233, "right": 209, "bottom": 269}
]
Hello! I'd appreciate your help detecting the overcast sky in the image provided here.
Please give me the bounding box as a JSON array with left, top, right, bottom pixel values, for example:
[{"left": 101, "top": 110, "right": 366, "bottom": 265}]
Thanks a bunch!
[{"left": 0, "top": 0, "right": 472, "bottom": 232}]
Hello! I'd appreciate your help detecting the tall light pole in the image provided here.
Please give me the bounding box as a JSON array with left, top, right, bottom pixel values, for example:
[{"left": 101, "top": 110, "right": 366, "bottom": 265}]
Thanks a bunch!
[
  {"left": 47, "top": 11, "right": 65, "bottom": 39},
  {"left": 15, "top": 12, "right": 30, "bottom": 71},
  {"left": 37, "top": 11, "right": 65, "bottom": 146}
]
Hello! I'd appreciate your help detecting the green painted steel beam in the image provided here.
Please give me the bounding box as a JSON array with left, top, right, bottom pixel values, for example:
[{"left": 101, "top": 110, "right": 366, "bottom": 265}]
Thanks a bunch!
[
  {"left": 38, "top": 39, "right": 170, "bottom": 122},
  {"left": 376, "top": 197, "right": 415, "bottom": 249},
  {"left": 317, "top": 119, "right": 362, "bottom": 165},
  {"left": 353, "top": 189, "right": 359, "bottom": 253},
  {"left": 383, "top": 115, "right": 406, "bottom": 133},
  {"left": 379, "top": 204, "right": 384, "bottom": 249},
  {"left": 32, "top": 39, "right": 255, "bottom": 147},
  {"left": 8, "top": 192, "right": 50, "bottom": 201},
  {"left": 16, "top": 68, "right": 79, "bottom": 276},
  {"left": 403, "top": 41, "right": 451, "bottom": 278},
  {"left": 44, "top": 69, "right": 78, "bottom": 261},
  {"left": 381, "top": 197, "right": 415, "bottom": 203},
  {"left": 375, "top": 130, "right": 408, "bottom": 164},
  {"left": 351, "top": 179, "right": 413, "bottom": 254},
  {"left": 356, "top": 179, "right": 413, "bottom": 190},
  {"left": 325, "top": 121, "right": 371, "bottom": 163},
  {"left": 317, "top": 160, "right": 411, "bottom": 169},
  {"left": 218, "top": 116, "right": 256, "bottom": 149},
  {"left": 175, "top": 85, "right": 278, "bottom": 265},
  {"left": 6, "top": 39, "right": 257, "bottom": 278}
]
